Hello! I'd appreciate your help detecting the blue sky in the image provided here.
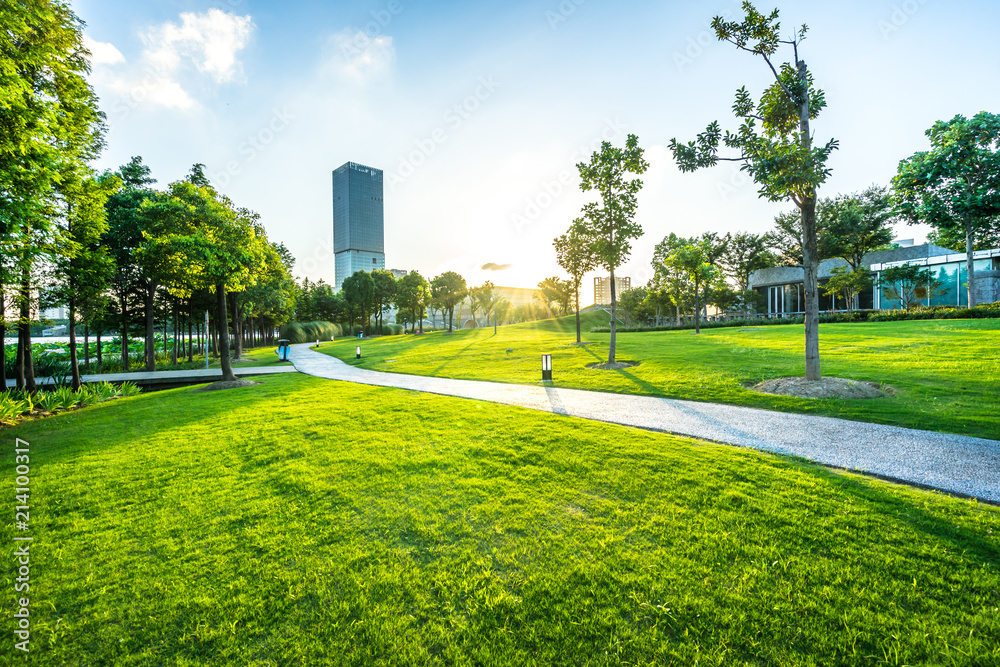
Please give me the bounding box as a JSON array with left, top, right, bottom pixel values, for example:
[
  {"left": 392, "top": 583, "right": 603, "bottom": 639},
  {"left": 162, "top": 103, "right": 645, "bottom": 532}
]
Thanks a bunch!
[{"left": 77, "top": 0, "right": 1000, "bottom": 302}]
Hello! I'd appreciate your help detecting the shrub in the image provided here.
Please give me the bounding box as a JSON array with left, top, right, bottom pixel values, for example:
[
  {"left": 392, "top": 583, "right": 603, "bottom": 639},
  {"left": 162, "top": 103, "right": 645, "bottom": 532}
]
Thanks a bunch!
[
  {"left": 118, "top": 382, "right": 141, "bottom": 397},
  {"left": 280, "top": 321, "right": 343, "bottom": 344}
]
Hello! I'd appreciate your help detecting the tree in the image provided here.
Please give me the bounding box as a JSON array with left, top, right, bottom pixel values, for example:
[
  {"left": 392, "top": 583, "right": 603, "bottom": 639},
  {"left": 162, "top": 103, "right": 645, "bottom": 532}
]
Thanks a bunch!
[
  {"left": 469, "top": 282, "right": 496, "bottom": 332},
  {"left": 537, "top": 276, "right": 572, "bottom": 316},
  {"left": 137, "top": 181, "right": 266, "bottom": 382},
  {"left": 47, "top": 171, "right": 118, "bottom": 389},
  {"left": 575, "top": 134, "right": 649, "bottom": 364},
  {"left": 554, "top": 225, "right": 598, "bottom": 343},
  {"left": 431, "top": 271, "right": 466, "bottom": 332},
  {"left": 1, "top": 0, "right": 107, "bottom": 389},
  {"left": 892, "top": 112, "right": 1000, "bottom": 307},
  {"left": 665, "top": 241, "right": 717, "bottom": 333},
  {"left": 102, "top": 157, "right": 156, "bottom": 371},
  {"left": 617, "top": 287, "right": 648, "bottom": 327},
  {"left": 342, "top": 271, "right": 375, "bottom": 334},
  {"left": 820, "top": 186, "right": 895, "bottom": 270},
  {"left": 670, "top": 3, "right": 838, "bottom": 380},
  {"left": 822, "top": 266, "right": 872, "bottom": 311},
  {"left": 396, "top": 271, "right": 429, "bottom": 333},
  {"left": 371, "top": 269, "right": 397, "bottom": 335},
  {"left": 879, "top": 265, "right": 945, "bottom": 311},
  {"left": 718, "top": 231, "right": 776, "bottom": 312}
]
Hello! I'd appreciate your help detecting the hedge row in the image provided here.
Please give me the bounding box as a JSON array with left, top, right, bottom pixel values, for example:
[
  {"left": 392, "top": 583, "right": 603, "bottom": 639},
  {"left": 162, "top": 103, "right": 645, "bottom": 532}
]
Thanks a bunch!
[
  {"left": 590, "top": 303, "right": 1000, "bottom": 333},
  {"left": 279, "top": 321, "right": 405, "bottom": 343}
]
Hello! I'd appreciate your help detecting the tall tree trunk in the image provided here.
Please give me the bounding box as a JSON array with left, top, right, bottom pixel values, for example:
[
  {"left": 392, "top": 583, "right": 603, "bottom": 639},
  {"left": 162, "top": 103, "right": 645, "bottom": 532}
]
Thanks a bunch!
[
  {"left": 18, "top": 274, "right": 35, "bottom": 392},
  {"left": 798, "top": 60, "right": 821, "bottom": 381},
  {"left": 84, "top": 324, "right": 90, "bottom": 374},
  {"left": 171, "top": 300, "right": 178, "bottom": 366},
  {"left": 69, "top": 295, "right": 81, "bottom": 390},
  {"left": 574, "top": 281, "right": 581, "bottom": 344},
  {"left": 144, "top": 283, "right": 157, "bottom": 372},
  {"left": 96, "top": 332, "right": 102, "bottom": 366},
  {"left": 0, "top": 285, "right": 6, "bottom": 392},
  {"left": 121, "top": 295, "right": 129, "bottom": 371},
  {"left": 966, "top": 223, "right": 977, "bottom": 308},
  {"left": 217, "top": 284, "right": 237, "bottom": 382},
  {"left": 694, "top": 277, "right": 702, "bottom": 334},
  {"left": 608, "top": 268, "right": 617, "bottom": 364},
  {"left": 187, "top": 306, "right": 193, "bottom": 362}
]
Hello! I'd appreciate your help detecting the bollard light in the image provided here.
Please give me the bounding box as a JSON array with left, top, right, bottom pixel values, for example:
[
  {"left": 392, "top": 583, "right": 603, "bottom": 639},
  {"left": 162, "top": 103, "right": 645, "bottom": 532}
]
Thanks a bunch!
[
  {"left": 316, "top": 340, "right": 319, "bottom": 348},
  {"left": 356, "top": 345, "right": 361, "bottom": 359},
  {"left": 541, "top": 353, "right": 552, "bottom": 381}
]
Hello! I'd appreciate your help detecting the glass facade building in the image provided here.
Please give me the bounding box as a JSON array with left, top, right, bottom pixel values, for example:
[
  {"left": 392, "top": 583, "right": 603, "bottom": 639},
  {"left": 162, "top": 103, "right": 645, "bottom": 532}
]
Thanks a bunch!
[{"left": 333, "top": 162, "right": 385, "bottom": 290}]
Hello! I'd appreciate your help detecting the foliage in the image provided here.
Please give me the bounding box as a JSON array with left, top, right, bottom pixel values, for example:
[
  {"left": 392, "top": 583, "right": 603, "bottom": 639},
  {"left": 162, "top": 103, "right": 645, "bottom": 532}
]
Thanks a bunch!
[
  {"left": 879, "top": 265, "right": 947, "bottom": 311},
  {"left": 554, "top": 225, "right": 598, "bottom": 342},
  {"left": 822, "top": 266, "right": 873, "bottom": 310},
  {"left": 536, "top": 276, "right": 572, "bottom": 315},
  {"left": 430, "top": 271, "right": 467, "bottom": 332},
  {"left": 670, "top": 2, "right": 837, "bottom": 380},
  {"left": 395, "top": 271, "right": 430, "bottom": 333},
  {"left": 575, "top": 134, "right": 649, "bottom": 363},
  {"left": 892, "top": 112, "right": 1000, "bottom": 307},
  {"left": 279, "top": 321, "right": 344, "bottom": 344},
  {"left": 819, "top": 186, "right": 895, "bottom": 269}
]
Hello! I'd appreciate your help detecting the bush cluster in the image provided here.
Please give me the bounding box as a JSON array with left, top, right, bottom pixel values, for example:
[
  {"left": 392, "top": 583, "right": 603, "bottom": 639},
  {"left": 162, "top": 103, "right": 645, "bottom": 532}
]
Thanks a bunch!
[
  {"left": 0, "top": 381, "right": 141, "bottom": 425},
  {"left": 279, "top": 321, "right": 343, "bottom": 344},
  {"left": 590, "top": 302, "right": 1000, "bottom": 333}
]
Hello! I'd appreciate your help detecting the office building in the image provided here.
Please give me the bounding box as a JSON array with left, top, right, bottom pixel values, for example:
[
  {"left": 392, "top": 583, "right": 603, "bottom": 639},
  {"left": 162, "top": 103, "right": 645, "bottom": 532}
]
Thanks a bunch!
[
  {"left": 333, "top": 161, "right": 385, "bottom": 290},
  {"left": 594, "top": 276, "right": 631, "bottom": 305},
  {"left": 748, "top": 242, "right": 1000, "bottom": 314}
]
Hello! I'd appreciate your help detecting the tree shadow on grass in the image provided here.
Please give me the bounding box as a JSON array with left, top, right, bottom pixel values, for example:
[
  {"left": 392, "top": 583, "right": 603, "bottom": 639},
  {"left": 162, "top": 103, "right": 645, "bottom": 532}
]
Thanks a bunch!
[{"left": 795, "top": 457, "right": 1000, "bottom": 564}]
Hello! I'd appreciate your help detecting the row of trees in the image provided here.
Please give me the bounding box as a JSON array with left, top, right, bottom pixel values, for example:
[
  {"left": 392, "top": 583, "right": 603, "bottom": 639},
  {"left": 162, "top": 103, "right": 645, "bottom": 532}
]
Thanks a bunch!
[
  {"left": 550, "top": 2, "right": 999, "bottom": 378},
  {"left": 1, "top": 1, "right": 296, "bottom": 390}
]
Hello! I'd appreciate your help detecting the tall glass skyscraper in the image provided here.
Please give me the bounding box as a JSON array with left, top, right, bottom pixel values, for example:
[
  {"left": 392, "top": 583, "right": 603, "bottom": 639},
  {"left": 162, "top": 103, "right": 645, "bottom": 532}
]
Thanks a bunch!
[{"left": 333, "top": 161, "right": 385, "bottom": 289}]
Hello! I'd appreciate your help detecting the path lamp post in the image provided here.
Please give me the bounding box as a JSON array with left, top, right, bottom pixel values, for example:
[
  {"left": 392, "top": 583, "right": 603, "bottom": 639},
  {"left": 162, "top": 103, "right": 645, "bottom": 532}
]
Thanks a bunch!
[
  {"left": 541, "top": 354, "right": 552, "bottom": 381},
  {"left": 356, "top": 345, "right": 361, "bottom": 360}
]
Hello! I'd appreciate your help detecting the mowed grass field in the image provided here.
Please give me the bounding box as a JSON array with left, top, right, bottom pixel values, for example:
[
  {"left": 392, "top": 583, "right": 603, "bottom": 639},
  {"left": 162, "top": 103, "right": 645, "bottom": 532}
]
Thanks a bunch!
[
  {"left": 2, "top": 373, "right": 998, "bottom": 665},
  {"left": 319, "top": 313, "right": 1000, "bottom": 440}
]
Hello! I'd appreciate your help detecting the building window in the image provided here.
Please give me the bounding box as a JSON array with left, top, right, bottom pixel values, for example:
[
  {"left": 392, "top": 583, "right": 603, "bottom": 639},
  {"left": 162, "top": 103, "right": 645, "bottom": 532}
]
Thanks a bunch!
[{"left": 372, "top": 258, "right": 376, "bottom": 264}]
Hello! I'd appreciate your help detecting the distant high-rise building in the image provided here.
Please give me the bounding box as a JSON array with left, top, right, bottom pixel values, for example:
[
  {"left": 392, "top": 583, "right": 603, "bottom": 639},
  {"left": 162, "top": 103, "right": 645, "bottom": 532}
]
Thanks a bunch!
[
  {"left": 333, "top": 161, "right": 385, "bottom": 289},
  {"left": 594, "top": 276, "right": 631, "bottom": 305}
]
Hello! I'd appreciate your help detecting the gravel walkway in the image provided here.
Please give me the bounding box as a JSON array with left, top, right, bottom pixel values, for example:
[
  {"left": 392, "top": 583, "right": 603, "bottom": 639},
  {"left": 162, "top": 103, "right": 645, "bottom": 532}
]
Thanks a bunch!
[{"left": 288, "top": 344, "right": 1000, "bottom": 503}]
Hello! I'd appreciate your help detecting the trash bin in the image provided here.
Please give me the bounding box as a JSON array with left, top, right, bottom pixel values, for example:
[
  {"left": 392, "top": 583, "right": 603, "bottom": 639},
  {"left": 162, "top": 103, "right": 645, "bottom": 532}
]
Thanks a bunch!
[{"left": 277, "top": 339, "right": 291, "bottom": 361}]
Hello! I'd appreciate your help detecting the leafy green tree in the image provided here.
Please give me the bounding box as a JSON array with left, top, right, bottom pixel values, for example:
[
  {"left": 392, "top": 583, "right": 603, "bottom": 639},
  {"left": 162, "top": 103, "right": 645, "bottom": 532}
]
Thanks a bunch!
[
  {"left": 469, "top": 282, "right": 496, "bottom": 332},
  {"left": 1, "top": 0, "right": 106, "bottom": 389},
  {"left": 819, "top": 186, "right": 895, "bottom": 270},
  {"left": 102, "top": 157, "right": 156, "bottom": 370},
  {"left": 396, "top": 271, "right": 429, "bottom": 333},
  {"left": 371, "top": 270, "right": 397, "bottom": 335},
  {"left": 670, "top": 3, "right": 837, "bottom": 379},
  {"left": 342, "top": 271, "right": 375, "bottom": 334},
  {"left": 666, "top": 242, "right": 718, "bottom": 334},
  {"left": 892, "top": 113, "right": 1000, "bottom": 307},
  {"left": 554, "top": 225, "right": 598, "bottom": 343},
  {"left": 823, "top": 266, "right": 872, "bottom": 311},
  {"left": 431, "top": 271, "right": 467, "bottom": 332},
  {"left": 617, "top": 287, "right": 648, "bottom": 327},
  {"left": 575, "top": 134, "right": 649, "bottom": 364},
  {"left": 48, "top": 171, "right": 118, "bottom": 388},
  {"left": 537, "top": 276, "right": 572, "bottom": 316},
  {"left": 718, "top": 232, "right": 776, "bottom": 312},
  {"left": 879, "top": 265, "right": 946, "bottom": 311}
]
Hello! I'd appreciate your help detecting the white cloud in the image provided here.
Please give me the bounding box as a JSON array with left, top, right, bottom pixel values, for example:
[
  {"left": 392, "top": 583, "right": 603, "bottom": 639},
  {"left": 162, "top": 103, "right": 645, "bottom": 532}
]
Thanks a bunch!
[
  {"left": 325, "top": 29, "right": 395, "bottom": 81},
  {"left": 83, "top": 36, "right": 125, "bottom": 66},
  {"left": 141, "top": 9, "right": 254, "bottom": 83},
  {"left": 85, "top": 10, "right": 254, "bottom": 117}
]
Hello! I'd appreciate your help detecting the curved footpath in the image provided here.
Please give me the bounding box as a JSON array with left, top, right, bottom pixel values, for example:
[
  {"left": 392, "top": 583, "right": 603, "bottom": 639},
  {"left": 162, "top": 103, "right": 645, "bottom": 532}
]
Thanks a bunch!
[{"left": 288, "top": 344, "right": 1000, "bottom": 503}]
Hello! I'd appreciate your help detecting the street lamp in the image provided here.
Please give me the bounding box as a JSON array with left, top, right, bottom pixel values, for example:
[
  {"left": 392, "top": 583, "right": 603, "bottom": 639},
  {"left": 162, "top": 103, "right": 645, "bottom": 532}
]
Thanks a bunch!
[{"left": 541, "top": 354, "right": 552, "bottom": 381}]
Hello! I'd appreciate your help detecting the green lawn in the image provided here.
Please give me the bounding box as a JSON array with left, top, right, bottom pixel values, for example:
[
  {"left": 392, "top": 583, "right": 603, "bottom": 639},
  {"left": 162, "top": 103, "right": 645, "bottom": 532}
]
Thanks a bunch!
[
  {"left": 318, "top": 314, "right": 1000, "bottom": 440},
  {"left": 3, "top": 373, "right": 998, "bottom": 665}
]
